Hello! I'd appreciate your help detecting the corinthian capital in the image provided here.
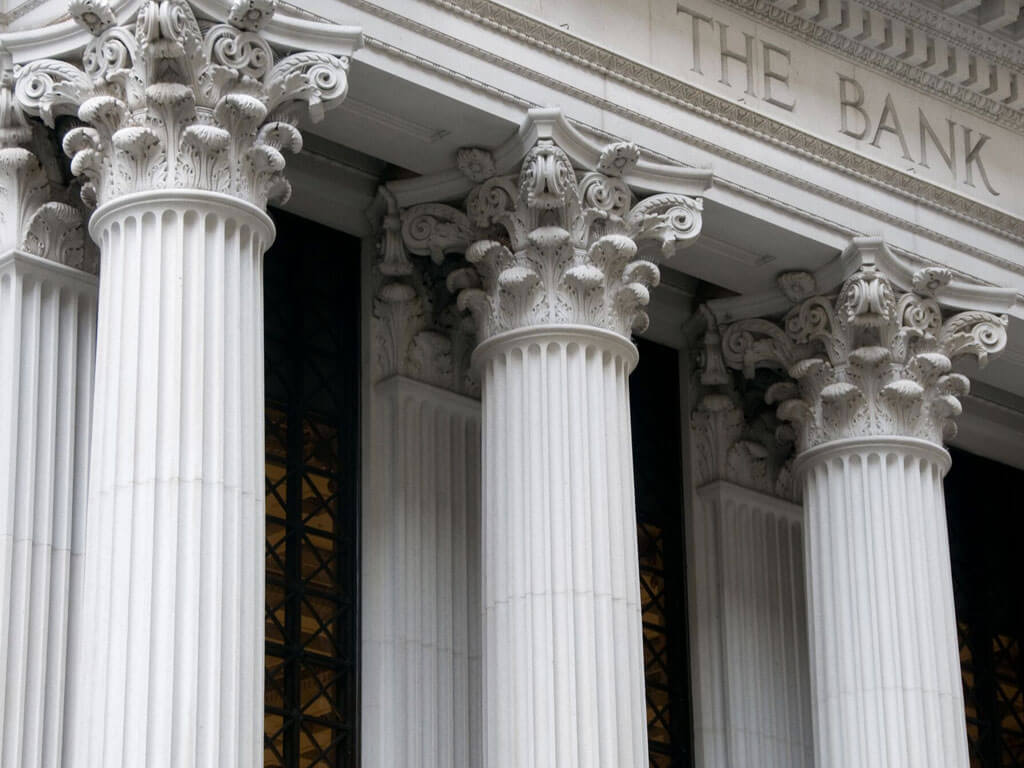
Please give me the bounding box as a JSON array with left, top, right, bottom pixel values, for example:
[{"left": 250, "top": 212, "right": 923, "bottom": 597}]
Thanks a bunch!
[
  {"left": 384, "top": 109, "right": 712, "bottom": 343},
  {"left": 13, "top": 0, "right": 361, "bottom": 209},
  {"left": 719, "top": 245, "right": 1009, "bottom": 452},
  {"left": 371, "top": 189, "right": 479, "bottom": 396},
  {"left": 0, "top": 52, "right": 89, "bottom": 270}
]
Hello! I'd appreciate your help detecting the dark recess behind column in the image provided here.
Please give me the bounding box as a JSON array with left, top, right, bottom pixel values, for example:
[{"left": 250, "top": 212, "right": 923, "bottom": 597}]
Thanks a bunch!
[
  {"left": 263, "top": 209, "right": 361, "bottom": 768},
  {"left": 946, "top": 448, "right": 1024, "bottom": 768},
  {"left": 631, "top": 337, "right": 694, "bottom": 768}
]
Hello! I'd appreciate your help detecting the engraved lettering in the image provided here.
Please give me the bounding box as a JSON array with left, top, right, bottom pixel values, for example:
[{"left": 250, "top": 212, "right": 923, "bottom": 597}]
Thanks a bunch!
[
  {"left": 718, "top": 22, "right": 755, "bottom": 96},
  {"left": 762, "top": 42, "right": 795, "bottom": 111},
  {"left": 838, "top": 75, "right": 869, "bottom": 140},
  {"left": 676, "top": 4, "right": 715, "bottom": 75},
  {"left": 962, "top": 127, "right": 1000, "bottom": 196},
  {"left": 870, "top": 94, "right": 913, "bottom": 161},
  {"left": 918, "top": 110, "right": 956, "bottom": 176}
]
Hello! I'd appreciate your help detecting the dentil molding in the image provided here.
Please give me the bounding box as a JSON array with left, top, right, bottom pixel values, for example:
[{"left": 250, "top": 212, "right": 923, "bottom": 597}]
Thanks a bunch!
[
  {"left": 719, "top": 239, "right": 1010, "bottom": 452},
  {"left": 11, "top": 0, "right": 361, "bottom": 208}
]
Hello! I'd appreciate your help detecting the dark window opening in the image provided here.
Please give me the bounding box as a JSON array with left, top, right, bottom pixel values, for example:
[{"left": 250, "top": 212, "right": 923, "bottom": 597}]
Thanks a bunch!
[
  {"left": 264, "top": 210, "right": 360, "bottom": 768},
  {"left": 946, "top": 447, "right": 1024, "bottom": 768},
  {"left": 631, "top": 338, "right": 694, "bottom": 767}
]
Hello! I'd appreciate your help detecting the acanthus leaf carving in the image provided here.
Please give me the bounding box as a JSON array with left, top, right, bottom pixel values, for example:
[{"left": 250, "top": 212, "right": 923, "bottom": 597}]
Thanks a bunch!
[
  {"left": 0, "top": 55, "right": 91, "bottom": 271},
  {"left": 14, "top": 0, "right": 355, "bottom": 209},
  {"left": 388, "top": 136, "right": 704, "bottom": 342},
  {"left": 720, "top": 256, "right": 1009, "bottom": 452},
  {"left": 372, "top": 189, "right": 479, "bottom": 397},
  {"left": 691, "top": 312, "right": 798, "bottom": 501}
]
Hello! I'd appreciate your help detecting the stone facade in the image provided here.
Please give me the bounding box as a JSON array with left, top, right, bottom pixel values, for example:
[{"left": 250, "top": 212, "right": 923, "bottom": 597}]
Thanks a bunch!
[{"left": 0, "top": 1, "right": 1021, "bottom": 767}]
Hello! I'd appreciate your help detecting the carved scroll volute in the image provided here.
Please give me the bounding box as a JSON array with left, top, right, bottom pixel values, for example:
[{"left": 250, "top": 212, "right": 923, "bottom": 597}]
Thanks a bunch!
[
  {"left": 408, "top": 140, "right": 707, "bottom": 341},
  {"left": 13, "top": 0, "right": 356, "bottom": 210},
  {"left": 0, "top": 53, "right": 89, "bottom": 269},
  {"left": 719, "top": 262, "right": 1009, "bottom": 452},
  {"left": 371, "top": 188, "right": 480, "bottom": 396}
]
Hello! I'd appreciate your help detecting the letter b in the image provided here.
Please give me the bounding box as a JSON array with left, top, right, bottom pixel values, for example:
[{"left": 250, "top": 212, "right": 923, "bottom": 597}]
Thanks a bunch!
[{"left": 838, "top": 75, "right": 870, "bottom": 140}]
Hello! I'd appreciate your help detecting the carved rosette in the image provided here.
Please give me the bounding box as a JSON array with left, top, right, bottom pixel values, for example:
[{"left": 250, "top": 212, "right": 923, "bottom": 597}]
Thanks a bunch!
[
  {"left": 395, "top": 140, "right": 704, "bottom": 342},
  {"left": 372, "top": 190, "right": 479, "bottom": 396},
  {"left": 720, "top": 263, "right": 1009, "bottom": 453},
  {"left": 0, "top": 54, "right": 89, "bottom": 270},
  {"left": 13, "top": 0, "right": 352, "bottom": 209}
]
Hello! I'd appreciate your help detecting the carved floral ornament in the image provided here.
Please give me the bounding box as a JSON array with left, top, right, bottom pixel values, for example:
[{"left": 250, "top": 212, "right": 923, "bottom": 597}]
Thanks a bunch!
[
  {"left": 371, "top": 188, "right": 479, "bottom": 396},
  {"left": 11, "top": 0, "right": 356, "bottom": 209},
  {"left": 0, "top": 52, "right": 90, "bottom": 270},
  {"left": 387, "top": 137, "right": 706, "bottom": 342},
  {"left": 719, "top": 262, "right": 1009, "bottom": 453},
  {"left": 691, "top": 309, "right": 798, "bottom": 501}
]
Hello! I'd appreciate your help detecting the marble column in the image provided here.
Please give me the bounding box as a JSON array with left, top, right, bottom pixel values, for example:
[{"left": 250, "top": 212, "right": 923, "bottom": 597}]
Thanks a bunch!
[
  {"left": 384, "top": 120, "right": 708, "bottom": 767},
  {"left": 13, "top": 3, "right": 359, "bottom": 766},
  {"left": 362, "top": 205, "right": 483, "bottom": 768},
  {"left": 721, "top": 256, "right": 1009, "bottom": 768},
  {"left": 419, "top": 138, "right": 706, "bottom": 768},
  {"left": 0, "top": 69, "right": 97, "bottom": 768},
  {"left": 689, "top": 387, "right": 812, "bottom": 768}
]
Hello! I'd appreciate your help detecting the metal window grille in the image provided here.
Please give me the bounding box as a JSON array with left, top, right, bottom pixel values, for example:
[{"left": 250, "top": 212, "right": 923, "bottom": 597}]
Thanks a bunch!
[
  {"left": 947, "top": 448, "right": 1024, "bottom": 768},
  {"left": 264, "top": 211, "right": 360, "bottom": 768}
]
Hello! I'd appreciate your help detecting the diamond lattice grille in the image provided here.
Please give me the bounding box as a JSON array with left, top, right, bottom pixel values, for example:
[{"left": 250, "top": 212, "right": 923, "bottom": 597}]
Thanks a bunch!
[{"left": 263, "top": 211, "right": 359, "bottom": 768}]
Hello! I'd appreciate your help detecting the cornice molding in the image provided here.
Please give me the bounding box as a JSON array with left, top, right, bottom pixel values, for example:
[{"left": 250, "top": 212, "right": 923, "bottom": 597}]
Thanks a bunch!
[
  {"left": 431, "top": 0, "right": 1023, "bottom": 128},
  {"left": 362, "top": 29, "right": 1024, "bottom": 284},
  {"left": 715, "top": 0, "right": 1023, "bottom": 125},
  {"left": 351, "top": 0, "right": 1024, "bottom": 249},
  {"left": 856, "top": 0, "right": 1024, "bottom": 70},
  {"left": 707, "top": 237, "right": 1018, "bottom": 323},
  {"left": 387, "top": 108, "right": 712, "bottom": 208}
]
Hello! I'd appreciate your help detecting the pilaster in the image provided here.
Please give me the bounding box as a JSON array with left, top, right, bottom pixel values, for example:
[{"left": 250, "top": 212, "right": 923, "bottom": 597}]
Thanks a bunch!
[
  {"left": 718, "top": 240, "right": 1010, "bottom": 768},
  {"left": 687, "top": 313, "right": 812, "bottom": 768},
  {"left": 362, "top": 191, "right": 482, "bottom": 768},
  {"left": 0, "top": 56, "right": 95, "bottom": 768},
  {"left": 10, "top": 3, "right": 361, "bottom": 766}
]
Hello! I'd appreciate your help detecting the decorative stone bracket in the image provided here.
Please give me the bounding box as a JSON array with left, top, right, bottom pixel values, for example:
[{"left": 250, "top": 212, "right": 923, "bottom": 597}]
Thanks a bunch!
[{"left": 12, "top": 0, "right": 361, "bottom": 209}]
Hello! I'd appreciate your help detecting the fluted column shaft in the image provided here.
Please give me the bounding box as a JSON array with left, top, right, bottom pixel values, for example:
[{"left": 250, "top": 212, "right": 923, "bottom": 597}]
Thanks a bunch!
[
  {"left": 363, "top": 376, "right": 482, "bottom": 768},
  {"left": 797, "top": 437, "right": 969, "bottom": 768},
  {"left": 479, "top": 326, "right": 647, "bottom": 768},
  {"left": 70, "top": 191, "right": 272, "bottom": 768},
  {"left": 0, "top": 252, "right": 96, "bottom": 768},
  {"left": 690, "top": 482, "right": 812, "bottom": 768}
]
